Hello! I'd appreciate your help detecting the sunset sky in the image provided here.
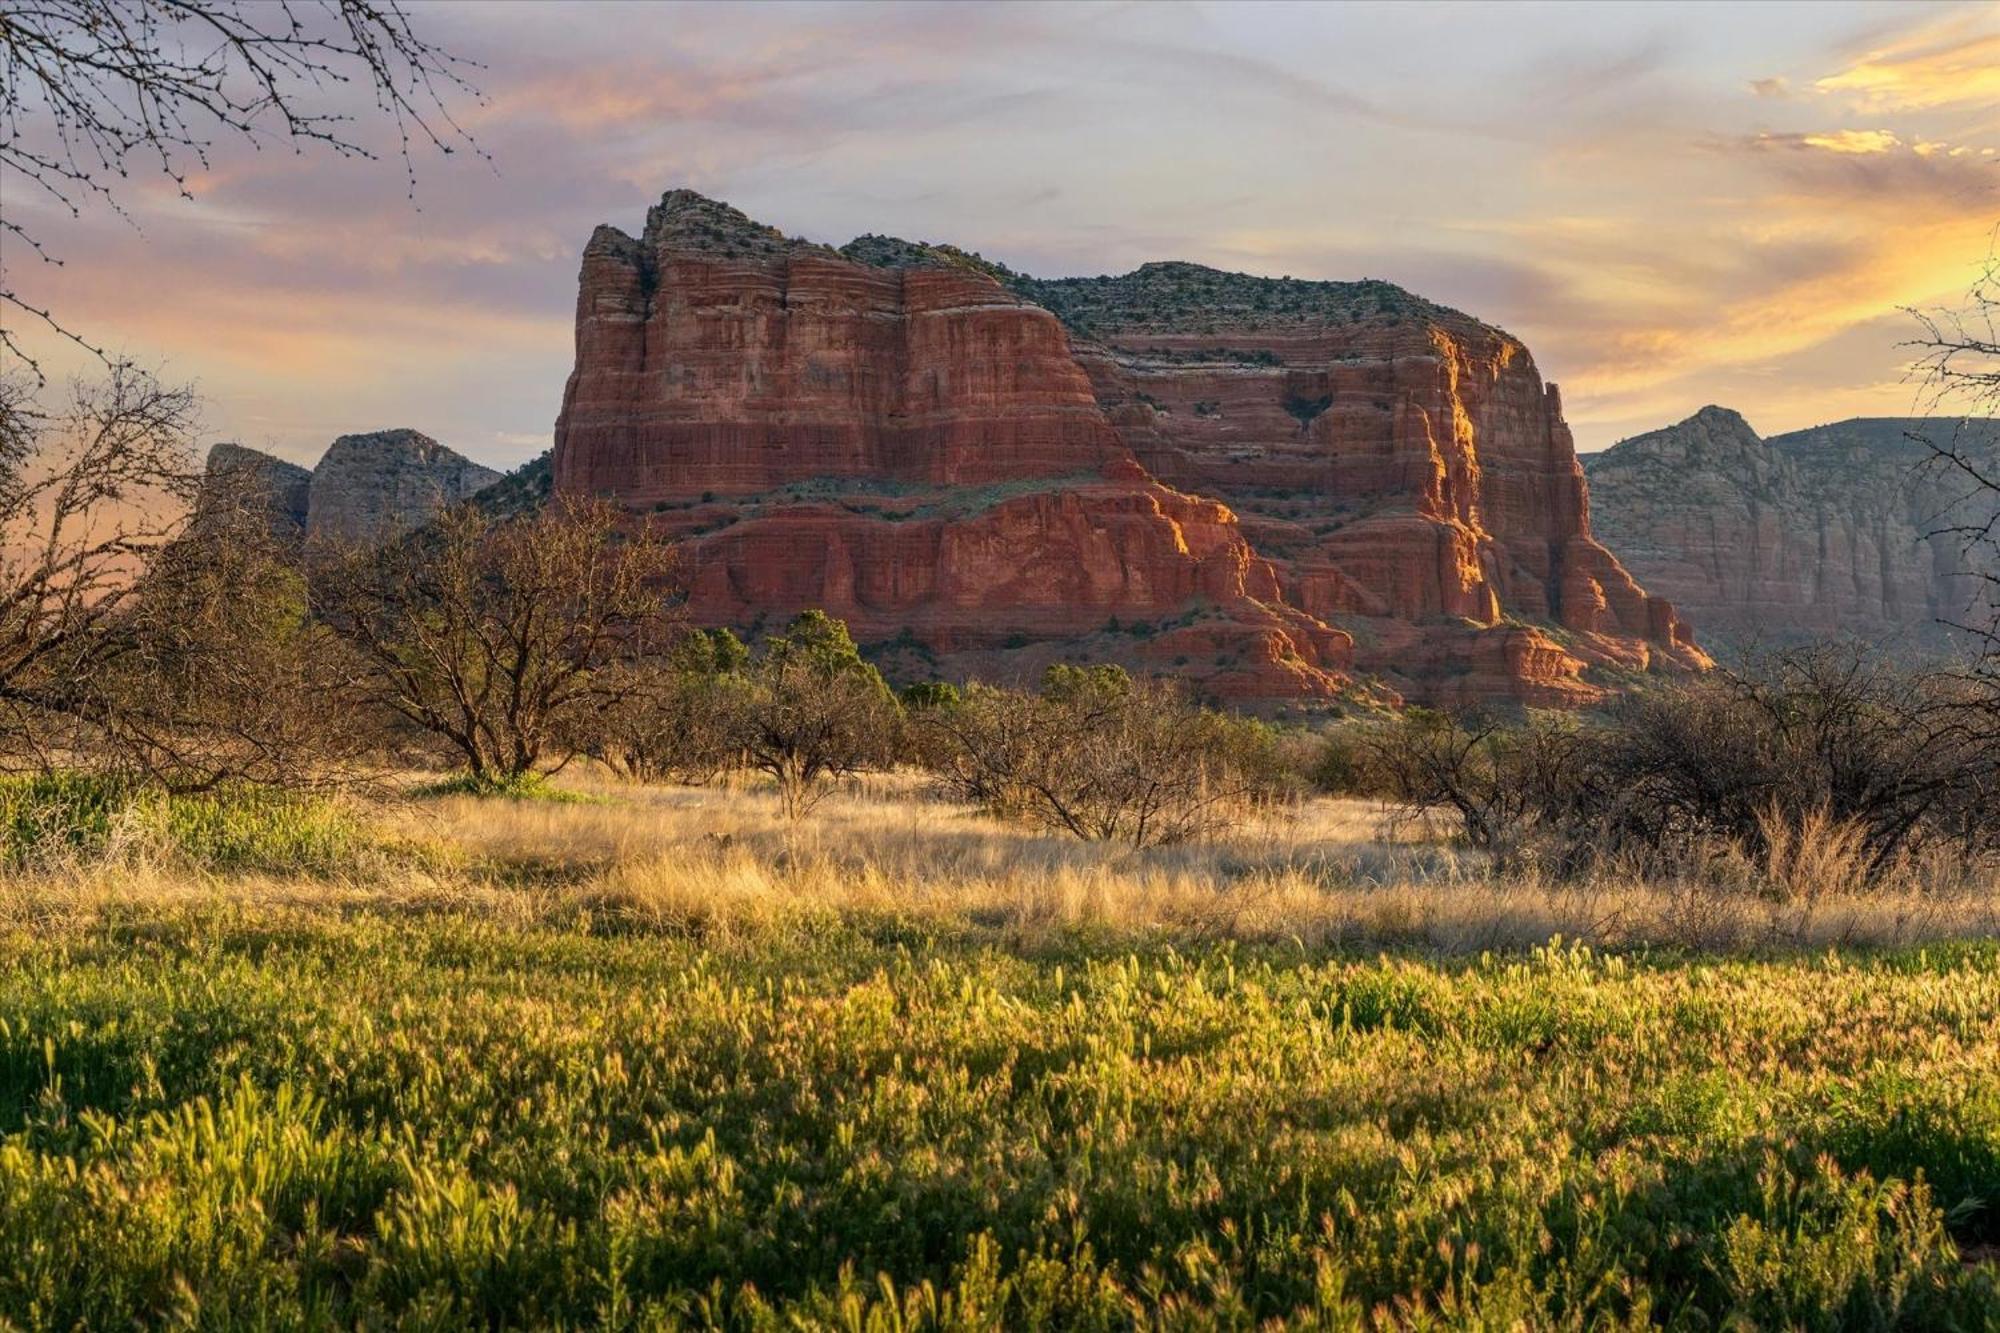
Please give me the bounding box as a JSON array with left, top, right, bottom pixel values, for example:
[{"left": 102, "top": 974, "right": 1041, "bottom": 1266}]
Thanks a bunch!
[{"left": 8, "top": 0, "right": 1997, "bottom": 470}]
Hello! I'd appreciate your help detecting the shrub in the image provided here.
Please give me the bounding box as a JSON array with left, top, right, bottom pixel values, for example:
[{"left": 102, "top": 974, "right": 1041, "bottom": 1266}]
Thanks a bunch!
[
  {"left": 898, "top": 680, "right": 960, "bottom": 712},
  {"left": 736, "top": 612, "right": 900, "bottom": 819},
  {"left": 1373, "top": 646, "right": 2000, "bottom": 884},
  {"left": 1360, "top": 708, "right": 1576, "bottom": 856},
  {"left": 1551, "top": 647, "right": 2000, "bottom": 878},
  {"left": 924, "top": 666, "right": 1267, "bottom": 845},
  {"left": 574, "top": 629, "right": 753, "bottom": 786},
  {"left": 1308, "top": 723, "right": 1394, "bottom": 798}
]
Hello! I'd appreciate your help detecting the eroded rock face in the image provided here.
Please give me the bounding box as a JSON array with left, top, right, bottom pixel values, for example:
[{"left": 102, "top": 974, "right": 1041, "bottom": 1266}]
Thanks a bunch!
[
  {"left": 1586, "top": 408, "right": 2000, "bottom": 653},
  {"left": 203, "top": 443, "right": 313, "bottom": 534},
  {"left": 551, "top": 190, "right": 1705, "bottom": 704},
  {"left": 305, "top": 429, "right": 500, "bottom": 542},
  {"left": 1040, "top": 269, "right": 1704, "bottom": 703}
]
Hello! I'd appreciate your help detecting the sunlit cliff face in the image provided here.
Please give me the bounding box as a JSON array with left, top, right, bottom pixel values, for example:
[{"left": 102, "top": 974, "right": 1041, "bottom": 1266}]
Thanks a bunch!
[{"left": 6, "top": 1, "right": 1994, "bottom": 467}]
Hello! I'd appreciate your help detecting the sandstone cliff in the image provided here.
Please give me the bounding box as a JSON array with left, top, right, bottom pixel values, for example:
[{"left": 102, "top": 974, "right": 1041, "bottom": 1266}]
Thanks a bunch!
[
  {"left": 552, "top": 190, "right": 1704, "bottom": 704},
  {"left": 1022, "top": 264, "right": 1704, "bottom": 702},
  {"left": 1585, "top": 408, "right": 2000, "bottom": 653},
  {"left": 306, "top": 429, "right": 500, "bottom": 542},
  {"left": 553, "top": 192, "right": 1351, "bottom": 702}
]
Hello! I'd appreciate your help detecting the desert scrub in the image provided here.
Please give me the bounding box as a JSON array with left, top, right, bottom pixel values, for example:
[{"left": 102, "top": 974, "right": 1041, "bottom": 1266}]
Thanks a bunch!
[
  {"left": 0, "top": 908, "right": 1995, "bottom": 1329},
  {"left": 0, "top": 773, "right": 365, "bottom": 874}
]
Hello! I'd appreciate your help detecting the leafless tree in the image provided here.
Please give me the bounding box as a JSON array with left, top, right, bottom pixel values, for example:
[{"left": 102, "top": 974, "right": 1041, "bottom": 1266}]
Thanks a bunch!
[
  {"left": 0, "top": 360, "right": 201, "bottom": 760},
  {"left": 1, "top": 0, "right": 482, "bottom": 377},
  {"left": 312, "top": 495, "right": 680, "bottom": 787},
  {"left": 1906, "top": 247, "right": 2000, "bottom": 669},
  {"left": 91, "top": 493, "right": 373, "bottom": 791}
]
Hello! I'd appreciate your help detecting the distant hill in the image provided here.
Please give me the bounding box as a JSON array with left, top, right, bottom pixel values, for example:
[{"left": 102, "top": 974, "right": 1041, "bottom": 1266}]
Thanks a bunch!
[
  {"left": 206, "top": 429, "right": 499, "bottom": 543},
  {"left": 1584, "top": 407, "right": 2000, "bottom": 654}
]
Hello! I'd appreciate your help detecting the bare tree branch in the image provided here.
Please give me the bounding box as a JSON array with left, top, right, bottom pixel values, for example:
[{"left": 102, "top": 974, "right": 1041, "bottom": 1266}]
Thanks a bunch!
[
  {"left": 1903, "top": 239, "right": 2000, "bottom": 715},
  {"left": 1, "top": 0, "right": 484, "bottom": 379}
]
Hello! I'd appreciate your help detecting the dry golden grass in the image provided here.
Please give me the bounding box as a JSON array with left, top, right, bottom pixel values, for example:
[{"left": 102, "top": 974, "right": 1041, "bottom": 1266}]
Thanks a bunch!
[{"left": 7, "top": 766, "right": 1978, "bottom": 955}]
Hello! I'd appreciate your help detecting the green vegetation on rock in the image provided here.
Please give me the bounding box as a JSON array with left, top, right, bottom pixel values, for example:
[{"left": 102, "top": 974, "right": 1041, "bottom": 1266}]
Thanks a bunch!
[{"left": 1010, "top": 262, "right": 1469, "bottom": 337}]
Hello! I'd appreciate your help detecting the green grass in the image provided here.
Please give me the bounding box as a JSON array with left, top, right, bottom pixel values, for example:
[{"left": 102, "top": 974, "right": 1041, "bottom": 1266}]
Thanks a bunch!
[
  {"left": 412, "top": 770, "right": 600, "bottom": 803},
  {"left": 0, "top": 908, "right": 1994, "bottom": 1329},
  {"left": 0, "top": 774, "right": 364, "bottom": 874}
]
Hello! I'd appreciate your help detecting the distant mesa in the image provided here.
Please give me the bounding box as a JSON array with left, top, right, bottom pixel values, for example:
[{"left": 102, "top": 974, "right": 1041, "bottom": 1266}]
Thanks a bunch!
[
  {"left": 204, "top": 428, "right": 500, "bottom": 543},
  {"left": 549, "top": 187, "right": 1707, "bottom": 706},
  {"left": 1585, "top": 408, "right": 2000, "bottom": 653}
]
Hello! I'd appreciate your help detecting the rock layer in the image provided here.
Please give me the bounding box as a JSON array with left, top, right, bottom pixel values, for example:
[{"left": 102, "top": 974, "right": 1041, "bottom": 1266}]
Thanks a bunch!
[
  {"left": 1044, "top": 269, "right": 1703, "bottom": 702},
  {"left": 1585, "top": 408, "right": 2000, "bottom": 653},
  {"left": 552, "top": 191, "right": 1705, "bottom": 704}
]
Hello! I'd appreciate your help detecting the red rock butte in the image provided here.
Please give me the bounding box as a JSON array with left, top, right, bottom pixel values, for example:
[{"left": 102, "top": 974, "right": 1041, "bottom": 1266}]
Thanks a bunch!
[{"left": 553, "top": 190, "right": 1707, "bottom": 705}]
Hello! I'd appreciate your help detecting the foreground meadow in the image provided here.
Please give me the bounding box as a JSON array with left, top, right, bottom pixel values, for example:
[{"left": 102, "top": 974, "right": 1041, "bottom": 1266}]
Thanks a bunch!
[{"left": 3, "top": 779, "right": 1998, "bottom": 1328}]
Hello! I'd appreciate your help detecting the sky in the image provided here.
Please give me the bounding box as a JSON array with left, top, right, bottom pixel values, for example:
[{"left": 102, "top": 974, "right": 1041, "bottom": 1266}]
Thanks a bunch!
[{"left": 6, "top": 0, "right": 1998, "bottom": 470}]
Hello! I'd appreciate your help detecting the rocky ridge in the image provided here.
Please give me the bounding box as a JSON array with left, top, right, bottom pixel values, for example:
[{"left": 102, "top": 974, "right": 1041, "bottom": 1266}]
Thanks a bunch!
[
  {"left": 551, "top": 189, "right": 1706, "bottom": 704},
  {"left": 203, "top": 430, "right": 500, "bottom": 543},
  {"left": 1585, "top": 407, "right": 2000, "bottom": 652},
  {"left": 203, "top": 442, "right": 313, "bottom": 534}
]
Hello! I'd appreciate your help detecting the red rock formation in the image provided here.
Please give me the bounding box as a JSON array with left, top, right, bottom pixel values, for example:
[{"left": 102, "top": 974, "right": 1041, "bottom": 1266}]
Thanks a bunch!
[
  {"left": 554, "top": 193, "right": 1351, "bottom": 702},
  {"left": 1046, "top": 275, "right": 1706, "bottom": 702},
  {"left": 552, "top": 192, "right": 1705, "bottom": 705}
]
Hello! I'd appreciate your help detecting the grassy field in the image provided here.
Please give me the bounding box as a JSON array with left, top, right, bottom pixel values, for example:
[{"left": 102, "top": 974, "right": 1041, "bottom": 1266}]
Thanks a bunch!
[{"left": 3, "top": 778, "right": 1998, "bottom": 1328}]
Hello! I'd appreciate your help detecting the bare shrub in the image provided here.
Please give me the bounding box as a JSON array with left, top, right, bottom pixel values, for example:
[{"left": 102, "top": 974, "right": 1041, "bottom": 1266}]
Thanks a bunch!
[
  {"left": 1364, "top": 646, "right": 1998, "bottom": 889},
  {"left": 1360, "top": 708, "right": 1579, "bottom": 859},
  {"left": 926, "top": 664, "right": 1271, "bottom": 846},
  {"left": 576, "top": 629, "right": 751, "bottom": 785},
  {"left": 1561, "top": 646, "right": 2000, "bottom": 879},
  {"left": 85, "top": 495, "right": 373, "bottom": 791}
]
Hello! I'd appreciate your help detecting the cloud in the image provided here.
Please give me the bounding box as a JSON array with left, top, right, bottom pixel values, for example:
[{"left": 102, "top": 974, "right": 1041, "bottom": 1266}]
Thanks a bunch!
[
  {"left": 1813, "top": 11, "right": 2000, "bottom": 113},
  {"left": 1713, "top": 125, "right": 1999, "bottom": 206},
  {"left": 1797, "top": 128, "right": 1902, "bottom": 154},
  {"left": 12, "top": 0, "right": 1996, "bottom": 464}
]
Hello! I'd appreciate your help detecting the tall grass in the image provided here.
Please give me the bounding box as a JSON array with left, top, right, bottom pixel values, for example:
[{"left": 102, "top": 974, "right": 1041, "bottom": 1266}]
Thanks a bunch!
[
  {"left": 0, "top": 773, "right": 367, "bottom": 875},
  {"left": 1, "top": 772, "right": 1996, "bottom": 1324}
]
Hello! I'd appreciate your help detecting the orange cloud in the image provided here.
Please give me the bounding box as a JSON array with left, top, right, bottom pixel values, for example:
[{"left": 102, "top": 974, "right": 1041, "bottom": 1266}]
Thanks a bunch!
[
  {"left": 1798, "top": 128, "right": 1901, "bottom": 154},
  {"left": 1813, "top": 13, "right": 2000, "bottom": 113}
]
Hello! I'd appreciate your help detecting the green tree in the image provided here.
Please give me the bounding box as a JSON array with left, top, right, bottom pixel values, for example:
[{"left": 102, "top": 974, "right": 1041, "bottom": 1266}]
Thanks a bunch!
[{"left": 740, "top": 611, "right": 898, "bottom": 819}]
